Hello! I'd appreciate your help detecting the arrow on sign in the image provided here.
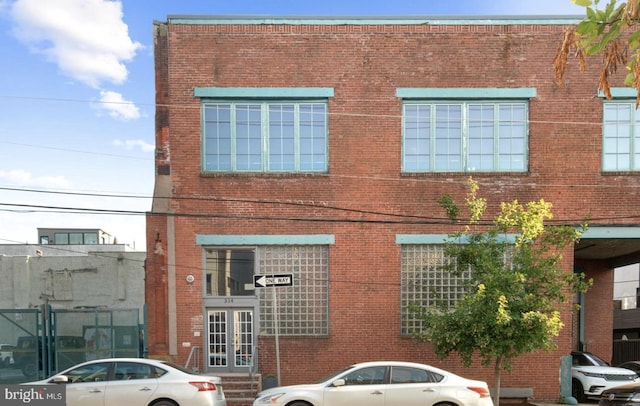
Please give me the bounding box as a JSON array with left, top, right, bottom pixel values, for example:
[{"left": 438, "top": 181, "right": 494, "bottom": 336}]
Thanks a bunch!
[{"left": 254, "top": 274, "right": 294, "bottom": 288}]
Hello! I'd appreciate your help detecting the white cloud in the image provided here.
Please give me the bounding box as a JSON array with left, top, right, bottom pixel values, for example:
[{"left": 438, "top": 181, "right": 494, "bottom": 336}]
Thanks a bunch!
[
  {"left": 0, "top": 169, "right": 72, "bottom": 188},
  {"left": 113, "top": 139, "right": 154, "bottom": 153},
  {"left": 10, "top": 0, "right": 141, "bottom": 87},
  {"left": 97, "top": 90, "right": 140, "bottom": 120}
]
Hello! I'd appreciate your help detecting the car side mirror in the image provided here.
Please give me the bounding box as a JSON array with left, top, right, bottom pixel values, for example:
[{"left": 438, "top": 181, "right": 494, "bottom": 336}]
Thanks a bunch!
[
  {"left": 51, "top": 375, "right": 69, "bottom": 384},
  {"left": 332, "top": 379, "right": 345, "bottom": 387}
]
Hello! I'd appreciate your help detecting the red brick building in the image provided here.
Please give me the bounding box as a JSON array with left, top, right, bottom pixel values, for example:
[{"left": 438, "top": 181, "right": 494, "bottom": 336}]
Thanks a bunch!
[{"left": 146, "top": 15, "right": 640, "bottom": 401}]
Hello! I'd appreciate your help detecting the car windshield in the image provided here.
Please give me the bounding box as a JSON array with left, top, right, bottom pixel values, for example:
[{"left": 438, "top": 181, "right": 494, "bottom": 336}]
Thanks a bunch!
[
  {"left": 587, "top": 353, "right": 609, "bottom": 366},
  {"left": 315, "top": 366, "right": 354, "bottom": 384}
]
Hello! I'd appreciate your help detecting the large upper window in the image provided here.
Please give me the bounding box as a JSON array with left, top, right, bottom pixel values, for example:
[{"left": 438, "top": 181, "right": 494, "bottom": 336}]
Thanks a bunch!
[
  {"left": 196, "top": 87, "right": 333, "bottom": 173},
  {"left": 603, "top": 102, "right": 640, "bottom": 171},
  {"left": 402, "top": 102, "right": 528, "bottom": 172},
  {"left": 398, "top": 88, "right": 534, "bottom": 173},
  {"left": 202, "top": 101, "right": 328, "bottom": 173}
]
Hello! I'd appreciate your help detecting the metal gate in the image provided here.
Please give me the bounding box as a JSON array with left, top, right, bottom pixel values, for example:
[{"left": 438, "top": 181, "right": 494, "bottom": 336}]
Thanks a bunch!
[
  {"left": 613, "top": 339, "right": 640, "bottom": 365},
  {"left": 0, "top": 305, "right": 146, "bottom": 383}
]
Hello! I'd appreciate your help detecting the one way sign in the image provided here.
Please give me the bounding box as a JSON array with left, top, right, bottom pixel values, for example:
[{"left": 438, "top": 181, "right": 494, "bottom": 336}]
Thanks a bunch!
[{"left": 254, "top": 274, "right": 294, "bottom": 288}]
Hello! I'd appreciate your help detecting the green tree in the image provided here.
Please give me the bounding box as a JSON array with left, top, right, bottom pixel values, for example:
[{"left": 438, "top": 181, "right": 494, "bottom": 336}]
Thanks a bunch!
[
  {"left": 412, "top": 179, "right": 590, "bottom": 406},
  {"left": 555, "top": 0, "right": 640, "bottom": 105}
]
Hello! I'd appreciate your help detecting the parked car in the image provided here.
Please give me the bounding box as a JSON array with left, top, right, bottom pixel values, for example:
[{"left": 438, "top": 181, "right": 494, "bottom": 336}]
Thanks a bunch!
[
  {"left": 25, "top": 357, "right": 226, "bottom": 406},
  {"left": 572, "top": 351, "right": 639, "bottom": 402},
  {"left": 600, "top": 382, "right": 640, "bottom": 406},
  {"left": 252, "top": 360, "right": 493, "bottom": 406},
  {"left": 13, "top": 335, "right": 86, "bottom": 377},
  {"left": 0, "top": 344, "right": 15, "bottom": 367},
  {"left": 12, "top": 336, "right": 41, "bottom": 377},
  {"left": 618, "top": 361, "right": 640, "bottom": 375}
]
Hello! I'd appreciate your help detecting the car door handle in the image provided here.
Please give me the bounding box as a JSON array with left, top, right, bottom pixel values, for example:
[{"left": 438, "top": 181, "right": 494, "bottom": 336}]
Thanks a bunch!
[
  {"left": 423, "top": 388, "right": 436, "bottom": 392},
  {"left": 89, "top": 389, "right": 102, "bottom": 393},
  {"left": 371, "top": 390, "right": 383, "bottom": 395},
  {"left": 139, "top": 387, "right": 153, "bottom": 391}
]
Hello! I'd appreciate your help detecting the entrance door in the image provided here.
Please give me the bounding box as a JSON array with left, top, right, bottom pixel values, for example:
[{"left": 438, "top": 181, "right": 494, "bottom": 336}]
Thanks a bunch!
[{"left": 207, "top": 309, "right": 254, "bottom": 372}]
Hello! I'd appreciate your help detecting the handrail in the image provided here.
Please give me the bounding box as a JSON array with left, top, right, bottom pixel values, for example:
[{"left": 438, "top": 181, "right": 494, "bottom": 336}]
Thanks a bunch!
[
  {"left": 185, "top": 345, "right": 201, "bottom": 372},
  {"left": 250, "top": 345, "right": 257, "bottom": 392}
]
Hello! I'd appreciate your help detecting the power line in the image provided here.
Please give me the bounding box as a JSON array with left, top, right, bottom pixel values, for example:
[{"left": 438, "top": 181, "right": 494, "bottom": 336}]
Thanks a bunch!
[
  {"left": 1, "top": 142, "right": 152, "bottom": 161},
  {"left": 0, "top": 93, "right": 609, "bottom": 128}
]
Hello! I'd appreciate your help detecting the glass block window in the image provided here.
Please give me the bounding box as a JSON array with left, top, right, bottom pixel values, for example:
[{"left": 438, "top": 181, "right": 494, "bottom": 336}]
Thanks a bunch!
[
  {"left": 402, "top": 102, "right": 528, "bottom": 172},
  {"left": 603, "top": 102, "right": 640, "bottom": 171},
  {"left": 203, "top": 102, "right": 328, "bottom": 173},
  {"left": 400, "top": 245, "right": 472, "bottom": 335},
  {"left": 258, "top": 245, "right": 329, "bottom": 336}
]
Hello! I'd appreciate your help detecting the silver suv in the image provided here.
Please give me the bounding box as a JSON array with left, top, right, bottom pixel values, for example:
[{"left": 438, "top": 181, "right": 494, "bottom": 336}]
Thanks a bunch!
[
  {"left": 0, "top": 344, "right": 15, "bottom": 367},
  {"left": 571, "top": 351, "right": 639, "bottom": 402}
]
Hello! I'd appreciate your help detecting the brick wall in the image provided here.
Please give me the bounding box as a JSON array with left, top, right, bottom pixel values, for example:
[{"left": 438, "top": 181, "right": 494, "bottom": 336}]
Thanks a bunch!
[{"left": 147, "top": 18, "right": 630, "bottom": 400}]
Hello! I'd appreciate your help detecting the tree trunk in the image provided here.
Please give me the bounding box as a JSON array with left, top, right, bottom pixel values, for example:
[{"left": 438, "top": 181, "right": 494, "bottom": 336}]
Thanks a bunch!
[{"left": 494, "top": 356, "right": 504, "bottom": 406}]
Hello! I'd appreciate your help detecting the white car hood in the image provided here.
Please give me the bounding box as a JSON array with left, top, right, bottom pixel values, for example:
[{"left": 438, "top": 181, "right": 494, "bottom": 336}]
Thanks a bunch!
[{"left": 573, "top": 365, "right": 637, "bottom": 375}]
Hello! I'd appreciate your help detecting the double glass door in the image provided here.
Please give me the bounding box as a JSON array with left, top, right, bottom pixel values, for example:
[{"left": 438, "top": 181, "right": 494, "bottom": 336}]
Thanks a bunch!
[{"left": 207, "top": 309, "right": 254, "bottom": 372}]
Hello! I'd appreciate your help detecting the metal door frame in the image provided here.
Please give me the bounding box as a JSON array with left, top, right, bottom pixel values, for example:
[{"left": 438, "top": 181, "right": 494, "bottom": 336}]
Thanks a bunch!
[{"left": 205, "top": 307, "right": 255, "bottom": 373}]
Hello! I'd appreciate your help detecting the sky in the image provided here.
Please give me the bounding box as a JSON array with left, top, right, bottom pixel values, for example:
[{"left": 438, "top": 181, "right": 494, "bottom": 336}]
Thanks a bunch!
[{"left": 0, "top": 0, "right": 586, "bottom": 250}]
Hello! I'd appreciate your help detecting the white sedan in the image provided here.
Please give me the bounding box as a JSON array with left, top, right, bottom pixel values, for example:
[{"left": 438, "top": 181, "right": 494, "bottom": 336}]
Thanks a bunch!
[
  {"left": 26, "top": 357, "right": 226, "bottom": 406},
  {"left": 253, "top": 361, "right": 493, "bottom": 406}
]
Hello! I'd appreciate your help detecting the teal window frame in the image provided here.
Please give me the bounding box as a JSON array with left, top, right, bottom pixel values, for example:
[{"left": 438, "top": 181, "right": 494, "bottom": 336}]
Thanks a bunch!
[
  {"left": 602, "top": 100, "right": 640, "bottom": 171},
  {"left": 398, "top": 88, "right": 533, "bottom": 173},
  {"left": 198, "top": 88, "right": 332, "bottom": 174}
]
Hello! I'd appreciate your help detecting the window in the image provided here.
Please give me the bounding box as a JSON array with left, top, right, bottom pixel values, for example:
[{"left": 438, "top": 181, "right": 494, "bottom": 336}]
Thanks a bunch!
[
  {"left": 54, "top": 233, "right": 69, "bottom": 245},
  {"left": 52, "top": 232, "right": 99, "bottom": 245},
  {"left": 205, "top": 249, "right": 255, "bottom": 296},
  {"left": 400, "top": 245, "right": 472, "bottom": 335},
  {"left": 603, "top": 102, "right": 640, "bottom": 171},
  {"left": 402, "top": 102, "right": 528, "bottom": 172},
  {"left": 65, "top": 362, "right": 110, "bottom": 383},
  {"left": 113, "top": 362, "right": 155, "bottom": 380},
  {"left": 390, "top": 366, "right": 442, "bottom": 384},
  {"left": 397, "top": 88, "right": 534, "bottom": 173},
  {"left": 69, "top": 233, "right": 83, "bottom": 244},
  {"left": 343, "top": 366, "right": 387, "bottom": 385},
  {"left": 203, "top": 244, "right": 330, "bottom": 336},
  {"left": 202, "top": 101, "right": 328, "bottom": 173},
  {"left": 84, "top": 233, "right": 98, "bottom": 244},
  {"left": 258, "top": 245, "right": 329, "bottom": 336}
]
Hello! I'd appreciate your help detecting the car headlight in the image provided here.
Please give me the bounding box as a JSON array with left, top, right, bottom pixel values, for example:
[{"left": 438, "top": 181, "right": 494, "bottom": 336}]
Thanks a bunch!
[{"left": 257, "top": 392, "right": 285, "bottom": 404}]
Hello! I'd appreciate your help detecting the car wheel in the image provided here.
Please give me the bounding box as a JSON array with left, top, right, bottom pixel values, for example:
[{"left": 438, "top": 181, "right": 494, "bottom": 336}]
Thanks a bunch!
[
  {"left": 288, "top": 402, "right": 312, "bottom": 406},
  {"left": 572, "top": 378, "right": 586, "bottom": 403},
  {"left": 150, "top": 400, "right": 178, "bottom": 406},
  {"left": 22, "top": 363, "right": 37, "bottom": 377}
]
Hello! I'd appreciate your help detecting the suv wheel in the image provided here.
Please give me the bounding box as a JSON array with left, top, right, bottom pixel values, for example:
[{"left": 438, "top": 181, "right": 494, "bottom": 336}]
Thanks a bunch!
[
  {"left": 572, "top": 378, "right": 586, "bottom": 403},
  {"left": 22, "top": 363, "right": 37, "bottom": 378}
]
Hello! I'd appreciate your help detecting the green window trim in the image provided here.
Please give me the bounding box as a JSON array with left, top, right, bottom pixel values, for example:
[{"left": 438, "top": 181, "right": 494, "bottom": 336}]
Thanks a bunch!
[
  {"left": 598, "top": 88, "right": 638, "bottom": 99},
  {"left": 200, "top": 100, "right": 329, "bottom": 173},
  {"left": 602, "top": 100, "right": 640, "bottom": 171},
  {"left": 396, "top": 88, "right": 536, "bottom": 99},
  {"left": 398, "top": 88, "right": 533, "bottom": 174},
  {"left": 396, "top": 234, "right": 517, "bottom": 244},
  {"left": 196, "top": 234, "right": 336, "bottom": 245},
  {"left": 197, "top": 88, "right": 333, "bottom": 174},
  {"left": 195, "top": 87, "right": 334, "bottom": 99},
  {"left": 401, "top": 101, "right": 529, "bottom": 173}
]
